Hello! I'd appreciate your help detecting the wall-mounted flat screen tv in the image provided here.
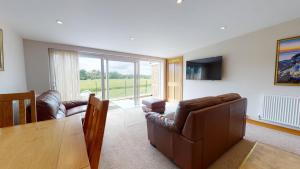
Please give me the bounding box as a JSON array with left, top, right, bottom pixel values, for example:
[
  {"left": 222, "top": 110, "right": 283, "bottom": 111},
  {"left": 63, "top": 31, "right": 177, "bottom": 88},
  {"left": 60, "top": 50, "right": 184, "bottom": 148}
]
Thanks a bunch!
[{"left": 186, "top": 56, "right": 222, "bottom": 80}]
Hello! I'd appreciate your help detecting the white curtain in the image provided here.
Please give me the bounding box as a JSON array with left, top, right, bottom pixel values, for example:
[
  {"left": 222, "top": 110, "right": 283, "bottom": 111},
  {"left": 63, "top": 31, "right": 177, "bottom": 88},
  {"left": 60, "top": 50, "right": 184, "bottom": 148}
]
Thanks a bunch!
[{"left": 49, "top": 49, "right": 80, "bottom": 101}]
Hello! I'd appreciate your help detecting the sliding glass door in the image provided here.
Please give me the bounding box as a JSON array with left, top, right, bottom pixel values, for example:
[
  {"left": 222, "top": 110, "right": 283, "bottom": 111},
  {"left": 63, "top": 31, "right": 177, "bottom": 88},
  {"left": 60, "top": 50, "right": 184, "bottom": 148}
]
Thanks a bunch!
[
  {"left": 79, "top": 53, "right": 162, "bottom": 108},
  {"left": 107, "top": 60, "right": 135, "bottom": 101},
  {"left": 139, "top": 61, "right": 161, "bottom": 101},
  {"left": 79, "top": 56, "right": 103, "bottom": 99}
]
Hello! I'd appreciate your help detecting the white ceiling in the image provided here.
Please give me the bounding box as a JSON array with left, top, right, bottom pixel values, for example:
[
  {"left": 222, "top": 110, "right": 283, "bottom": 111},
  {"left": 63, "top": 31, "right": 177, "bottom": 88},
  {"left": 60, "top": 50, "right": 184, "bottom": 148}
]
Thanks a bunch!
[{"left": 1, "top": 0, "right": 300, "bottom": 57}]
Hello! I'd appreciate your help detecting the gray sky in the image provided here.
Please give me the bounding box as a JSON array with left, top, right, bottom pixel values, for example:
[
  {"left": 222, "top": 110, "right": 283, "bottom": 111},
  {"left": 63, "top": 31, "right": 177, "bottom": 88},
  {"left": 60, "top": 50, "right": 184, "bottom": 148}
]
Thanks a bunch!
[{"left": 79, "top": 57, "right": 152, "bottom": 75}]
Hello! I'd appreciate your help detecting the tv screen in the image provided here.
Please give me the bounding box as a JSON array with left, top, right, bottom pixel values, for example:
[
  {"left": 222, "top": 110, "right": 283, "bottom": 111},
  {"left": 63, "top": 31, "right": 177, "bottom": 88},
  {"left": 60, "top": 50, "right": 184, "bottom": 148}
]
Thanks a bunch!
[{"left": 186, "top": 56, "right": 222, "bottom": 80}]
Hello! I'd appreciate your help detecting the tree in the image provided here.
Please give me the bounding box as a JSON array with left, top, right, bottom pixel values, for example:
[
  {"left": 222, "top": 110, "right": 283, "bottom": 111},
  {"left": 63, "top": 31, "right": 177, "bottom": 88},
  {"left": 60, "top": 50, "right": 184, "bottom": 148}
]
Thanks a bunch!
[
  {"left": 89, "top": 69, "right": 101, "bottom": 80},
  {"left": 80, "top": 69, "right": 88, "bottom": 80},
  {"left": 109, "top": 71, "right": 124, "bottom": 79}
]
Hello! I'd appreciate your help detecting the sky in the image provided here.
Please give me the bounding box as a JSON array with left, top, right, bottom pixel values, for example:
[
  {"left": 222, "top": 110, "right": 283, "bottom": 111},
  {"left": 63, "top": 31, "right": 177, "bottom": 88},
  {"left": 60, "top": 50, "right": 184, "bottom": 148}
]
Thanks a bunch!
[
  {"left": 279, "top": 38, "right": 300, "bottom": 61},
  {"left": 79, "top": 57, "right": 152, "bottom": 75}
]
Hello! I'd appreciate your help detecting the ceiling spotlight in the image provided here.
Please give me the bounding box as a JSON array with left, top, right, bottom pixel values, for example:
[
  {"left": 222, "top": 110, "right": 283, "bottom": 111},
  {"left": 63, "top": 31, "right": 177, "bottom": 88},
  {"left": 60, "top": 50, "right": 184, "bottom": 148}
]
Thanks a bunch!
[
  {"left": 130, "top": 37, "right": 135, "bottom": 41},
  {"left": 177, "top": 0, "right": 184, "bottom": 4},
  {"left": 220, "top": 26, "right": 226, "bottom": 30},
  {"left": 56, "top": 20, "right": 63, "bottom": 25}
]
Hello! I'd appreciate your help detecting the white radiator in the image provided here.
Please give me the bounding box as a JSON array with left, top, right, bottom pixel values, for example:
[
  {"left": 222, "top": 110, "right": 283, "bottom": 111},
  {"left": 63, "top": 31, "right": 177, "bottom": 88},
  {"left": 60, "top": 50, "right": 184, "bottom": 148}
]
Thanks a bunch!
[{"left": 260, "top": 95, "right": 300, "bottom": 129}]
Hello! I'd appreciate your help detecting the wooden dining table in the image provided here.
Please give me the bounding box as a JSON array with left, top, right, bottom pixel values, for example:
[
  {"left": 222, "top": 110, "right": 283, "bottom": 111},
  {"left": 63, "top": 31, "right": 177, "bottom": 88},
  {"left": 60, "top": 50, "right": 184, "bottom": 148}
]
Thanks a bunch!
[{"left": 0, "top": 114, "right": 91, "bottom": 169}]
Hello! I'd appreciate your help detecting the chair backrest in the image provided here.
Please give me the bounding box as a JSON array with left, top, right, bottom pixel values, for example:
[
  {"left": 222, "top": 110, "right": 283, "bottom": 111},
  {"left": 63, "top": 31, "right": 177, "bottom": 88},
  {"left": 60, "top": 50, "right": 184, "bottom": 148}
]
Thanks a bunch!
[
  {"left": 83, "top": 94, "right": 109, "bottom": 169},
  {"left": 0, "top": 90, "right": 37, "bottom": 127}
]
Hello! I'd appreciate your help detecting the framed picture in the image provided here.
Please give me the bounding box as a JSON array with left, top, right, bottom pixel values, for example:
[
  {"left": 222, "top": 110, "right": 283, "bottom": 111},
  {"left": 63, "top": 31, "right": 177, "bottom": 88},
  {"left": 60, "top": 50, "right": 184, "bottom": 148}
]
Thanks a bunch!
[
  {"left": 0, "top": 29, "right": 3, "bottom": 71},
  {"left": 275, "top": 36, "right": 300, "bottom": 86}
]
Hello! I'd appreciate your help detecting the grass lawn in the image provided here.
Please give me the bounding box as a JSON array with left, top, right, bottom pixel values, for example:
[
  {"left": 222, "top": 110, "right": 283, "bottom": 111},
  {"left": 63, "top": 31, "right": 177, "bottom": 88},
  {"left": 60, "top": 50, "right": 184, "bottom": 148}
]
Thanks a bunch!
[{"left": 80, "top": 79, "right": 152, "bottom": 99}]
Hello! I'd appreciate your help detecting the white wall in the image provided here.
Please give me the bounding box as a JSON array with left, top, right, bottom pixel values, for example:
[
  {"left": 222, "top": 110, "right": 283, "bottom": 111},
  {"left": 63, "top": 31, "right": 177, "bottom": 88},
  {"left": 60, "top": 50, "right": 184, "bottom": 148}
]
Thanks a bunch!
[
  {"left": 184, "top": 18, "right": 300, "bottom": 119},
  {"left": 0, "top": 24, "right": 27, "bottom": 93}
]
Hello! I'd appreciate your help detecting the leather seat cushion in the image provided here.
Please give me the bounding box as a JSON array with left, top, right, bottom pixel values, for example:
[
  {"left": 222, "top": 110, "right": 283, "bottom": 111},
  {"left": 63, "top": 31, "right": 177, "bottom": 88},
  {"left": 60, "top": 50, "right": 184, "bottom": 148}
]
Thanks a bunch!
[
  {"left": 174, "top": 97, "right": 222, "bottom": 131},
  {"left": 66, "top": 105, "right": 87, "bottom": 117}
]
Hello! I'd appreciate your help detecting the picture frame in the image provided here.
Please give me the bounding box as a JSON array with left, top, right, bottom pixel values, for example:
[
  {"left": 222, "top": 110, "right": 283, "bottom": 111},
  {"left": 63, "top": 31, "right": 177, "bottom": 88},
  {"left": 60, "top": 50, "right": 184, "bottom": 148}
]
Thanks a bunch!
[
  {"left": 274, "top": 36, "right": 300, "bottom": 86},
  {"left": 0, "top": 29, "right": 3, "bottom": 71}
]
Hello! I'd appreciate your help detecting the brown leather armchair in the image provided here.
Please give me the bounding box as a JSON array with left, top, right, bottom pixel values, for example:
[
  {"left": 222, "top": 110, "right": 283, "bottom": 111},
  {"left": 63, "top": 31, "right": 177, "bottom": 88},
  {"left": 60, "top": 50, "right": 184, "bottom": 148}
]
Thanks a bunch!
[
  {"left": 145, "top": 93, "right": 247, "bottom": 169},
  {"left": 27, "top": 90, "right": 88, "bottom": 122}
]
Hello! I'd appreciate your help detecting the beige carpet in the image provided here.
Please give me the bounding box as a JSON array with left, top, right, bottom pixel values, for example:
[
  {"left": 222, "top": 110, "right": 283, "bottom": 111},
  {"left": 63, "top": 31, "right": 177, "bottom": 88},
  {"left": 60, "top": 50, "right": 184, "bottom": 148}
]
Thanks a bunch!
[{"left": 99, "top": 107, "right": 300, "bottom": 169}]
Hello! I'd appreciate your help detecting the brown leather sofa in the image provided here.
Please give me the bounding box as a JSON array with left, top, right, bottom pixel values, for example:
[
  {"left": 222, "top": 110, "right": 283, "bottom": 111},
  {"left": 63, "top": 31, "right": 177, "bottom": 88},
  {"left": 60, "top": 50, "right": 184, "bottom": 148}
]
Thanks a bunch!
[
  {"left": 27, "top": 90, "right": 88, "bottom": 122},
  {"left": 145, "top": 93, "right": 247, "bottom": 169}
]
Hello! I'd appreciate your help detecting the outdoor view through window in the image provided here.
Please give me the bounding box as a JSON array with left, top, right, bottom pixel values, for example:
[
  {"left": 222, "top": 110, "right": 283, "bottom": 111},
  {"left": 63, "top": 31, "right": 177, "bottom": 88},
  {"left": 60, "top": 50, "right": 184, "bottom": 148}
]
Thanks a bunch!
[{"left": 79, "top": 56, "right": 160, "bottom": 105}]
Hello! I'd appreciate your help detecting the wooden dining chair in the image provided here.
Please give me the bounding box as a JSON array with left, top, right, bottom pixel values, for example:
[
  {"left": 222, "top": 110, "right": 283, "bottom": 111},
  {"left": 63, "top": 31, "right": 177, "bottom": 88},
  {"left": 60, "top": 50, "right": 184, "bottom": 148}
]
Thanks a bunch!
[
  {"left": 0, "top": 90, "right": 37, "bottom": 128},
  {"left": 83, "top": 94, "right": 109, "bottom": 169}
]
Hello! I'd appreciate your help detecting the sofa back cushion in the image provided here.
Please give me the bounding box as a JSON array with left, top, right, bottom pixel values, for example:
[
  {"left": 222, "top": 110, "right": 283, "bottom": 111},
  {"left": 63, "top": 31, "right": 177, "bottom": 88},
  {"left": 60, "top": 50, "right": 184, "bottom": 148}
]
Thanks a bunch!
[
  {"left": 217, "top": 93, "right": 241, "bottom": 102},
  {"left": 181, "top": 98, "right": 247, "bottom": 168},
  {"left": 174, "top": 96, "right": 222, "bottom": 132},
  {"left": 36, "top": 90, "right": 64, "bottom": 121}
]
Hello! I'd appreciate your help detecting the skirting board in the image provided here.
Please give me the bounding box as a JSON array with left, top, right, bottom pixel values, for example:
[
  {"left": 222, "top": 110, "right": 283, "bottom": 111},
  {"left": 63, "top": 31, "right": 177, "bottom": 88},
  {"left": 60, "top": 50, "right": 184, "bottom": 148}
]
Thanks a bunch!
[{"left": 246, "top": 118, "right": 300, "bottom": 136}]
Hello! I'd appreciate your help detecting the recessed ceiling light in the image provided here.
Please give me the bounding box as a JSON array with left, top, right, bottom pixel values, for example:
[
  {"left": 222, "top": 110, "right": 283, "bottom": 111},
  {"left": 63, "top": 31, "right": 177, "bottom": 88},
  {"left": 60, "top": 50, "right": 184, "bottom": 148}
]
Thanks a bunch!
[
  {"left": 130, "top": 37, "right": 135, "bottom": 41},
  {"left": 220, "top": 26, "right": 226, "bottom": 30},
  {"left": 177, "top": 0, "right": 184, "bottom": 4},
  {"left": 56, "top": 20, "right": 63, "bottom": 25}
]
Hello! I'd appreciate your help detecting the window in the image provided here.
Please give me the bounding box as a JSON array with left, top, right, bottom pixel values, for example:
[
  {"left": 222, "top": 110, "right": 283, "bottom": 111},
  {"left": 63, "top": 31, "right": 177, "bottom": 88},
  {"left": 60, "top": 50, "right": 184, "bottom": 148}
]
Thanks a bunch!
[{"left": 78, "top": 53, "right": 164, "bottom": 107}]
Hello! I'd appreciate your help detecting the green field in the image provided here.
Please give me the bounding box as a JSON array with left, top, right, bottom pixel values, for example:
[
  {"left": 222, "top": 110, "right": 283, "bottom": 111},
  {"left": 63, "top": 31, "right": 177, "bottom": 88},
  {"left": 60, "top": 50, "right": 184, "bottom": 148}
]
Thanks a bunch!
[{"left": 80, "top": 79, "right": 152, "bottom": 99}]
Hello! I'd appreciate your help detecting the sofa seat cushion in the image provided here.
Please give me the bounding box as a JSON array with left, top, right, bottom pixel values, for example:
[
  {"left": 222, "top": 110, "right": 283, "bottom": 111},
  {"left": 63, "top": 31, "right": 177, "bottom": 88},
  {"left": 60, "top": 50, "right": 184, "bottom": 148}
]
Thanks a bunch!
[
  {"left": 174, "top": 97, "right": 223, "bottom": 132},
  {"left": 217, "top": 93, "right": 241, "bottom": 102},
  {"left": 66, "top": 105, "right": 87, "bottom": 117}
]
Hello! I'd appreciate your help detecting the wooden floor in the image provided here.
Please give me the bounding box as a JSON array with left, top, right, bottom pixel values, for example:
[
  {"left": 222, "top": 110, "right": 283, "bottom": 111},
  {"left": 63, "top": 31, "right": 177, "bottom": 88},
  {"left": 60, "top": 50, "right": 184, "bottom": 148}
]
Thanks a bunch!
[
  {"left": 246, "top": 118, "right": 300, "bottom": 136},
  {"left": 239, "top": 143, "right": 300, "bottom": 169}
]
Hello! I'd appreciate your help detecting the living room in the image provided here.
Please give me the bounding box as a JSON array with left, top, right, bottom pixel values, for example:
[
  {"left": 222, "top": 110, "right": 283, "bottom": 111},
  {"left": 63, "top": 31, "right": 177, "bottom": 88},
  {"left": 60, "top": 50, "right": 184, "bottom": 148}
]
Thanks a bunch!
[{"left": 0, "top": 0, "right": 300, "bottom": 169}]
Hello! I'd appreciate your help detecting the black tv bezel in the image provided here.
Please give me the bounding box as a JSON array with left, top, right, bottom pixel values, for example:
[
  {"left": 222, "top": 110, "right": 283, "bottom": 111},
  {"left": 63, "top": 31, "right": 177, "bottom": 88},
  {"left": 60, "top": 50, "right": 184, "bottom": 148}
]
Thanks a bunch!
[{"left": 186, "top": 56, "right": 223, "bottom": 80}]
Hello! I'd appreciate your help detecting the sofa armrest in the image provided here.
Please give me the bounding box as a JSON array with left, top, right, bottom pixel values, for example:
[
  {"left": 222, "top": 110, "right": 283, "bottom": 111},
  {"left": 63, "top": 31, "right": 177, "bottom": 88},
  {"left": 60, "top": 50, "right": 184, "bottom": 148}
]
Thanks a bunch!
[
  {"left": 62, "top": 100, "right": 88, "bottom": 110},
  {"left": 145, "top": 112, "right": 177, "bottom": 132}
]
